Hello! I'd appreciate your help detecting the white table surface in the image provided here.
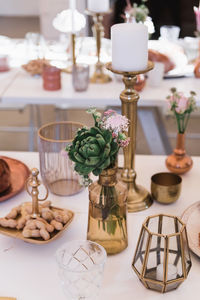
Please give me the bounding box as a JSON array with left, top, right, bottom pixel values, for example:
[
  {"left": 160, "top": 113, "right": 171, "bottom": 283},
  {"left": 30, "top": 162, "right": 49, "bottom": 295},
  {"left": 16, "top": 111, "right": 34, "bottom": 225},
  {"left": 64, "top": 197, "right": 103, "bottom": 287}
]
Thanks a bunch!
[
  {"left": 0, "top": 69, "right": 19, "bottom": 98},
  {"left": 0, "top": 151, "right": 199, "bottom": 300},
  {"left": 1, "top": 68, "right": 200, "bottom": 108}
]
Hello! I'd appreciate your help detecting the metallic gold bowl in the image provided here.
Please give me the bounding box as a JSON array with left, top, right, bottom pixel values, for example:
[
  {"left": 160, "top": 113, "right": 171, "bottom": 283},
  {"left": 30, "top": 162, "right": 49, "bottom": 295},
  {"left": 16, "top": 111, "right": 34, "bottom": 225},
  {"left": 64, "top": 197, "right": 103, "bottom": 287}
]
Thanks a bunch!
[{"left": 151, "top": 172, "right": 182, "bottom": 204}]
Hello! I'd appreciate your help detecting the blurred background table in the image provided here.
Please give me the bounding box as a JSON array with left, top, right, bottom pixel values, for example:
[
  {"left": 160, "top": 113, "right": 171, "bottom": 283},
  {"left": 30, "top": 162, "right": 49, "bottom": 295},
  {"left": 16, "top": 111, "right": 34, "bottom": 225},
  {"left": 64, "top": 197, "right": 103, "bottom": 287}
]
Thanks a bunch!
[
  {"left": 0, "top": 37, "right": 199, "bottom": 154},
  {"left": 0, "top": 151, "right": 199, "bottom": 300}
]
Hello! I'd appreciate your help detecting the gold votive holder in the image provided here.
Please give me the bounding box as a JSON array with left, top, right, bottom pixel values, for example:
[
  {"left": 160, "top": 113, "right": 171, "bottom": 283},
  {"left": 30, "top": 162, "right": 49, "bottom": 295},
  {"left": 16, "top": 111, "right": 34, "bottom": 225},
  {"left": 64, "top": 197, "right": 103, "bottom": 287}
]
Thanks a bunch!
[
  {"left": 132, "top": 214, "right": 192, "bottom": 293},
  {"left": 151, "top": 172, "right": 182, "bottom": 204}
]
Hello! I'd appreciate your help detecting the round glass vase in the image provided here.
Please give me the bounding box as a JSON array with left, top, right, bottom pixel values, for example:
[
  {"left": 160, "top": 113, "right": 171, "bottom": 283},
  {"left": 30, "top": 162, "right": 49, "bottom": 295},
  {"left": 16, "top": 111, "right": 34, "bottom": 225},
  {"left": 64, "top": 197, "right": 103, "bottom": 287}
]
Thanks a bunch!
[
  {"left": 166, "top": 133, "right": 193, "bottom": 175},
  {"left": 87, "top": 163, "right": 128, "bottom": 255}
]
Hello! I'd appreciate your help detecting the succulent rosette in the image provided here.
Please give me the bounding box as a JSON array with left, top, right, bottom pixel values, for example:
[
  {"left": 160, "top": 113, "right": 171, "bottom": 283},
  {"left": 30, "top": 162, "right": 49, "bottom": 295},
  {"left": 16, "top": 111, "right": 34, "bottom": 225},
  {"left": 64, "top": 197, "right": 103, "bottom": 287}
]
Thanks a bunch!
[{"left": 66, "top": 108, "right": 129, "bottom": 186}]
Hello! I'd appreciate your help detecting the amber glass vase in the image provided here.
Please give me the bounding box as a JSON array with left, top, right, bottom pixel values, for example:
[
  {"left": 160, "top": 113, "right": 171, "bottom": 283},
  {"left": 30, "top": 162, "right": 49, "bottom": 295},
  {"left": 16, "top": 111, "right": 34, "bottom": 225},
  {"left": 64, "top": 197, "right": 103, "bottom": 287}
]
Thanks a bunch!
[
  {"left": 166, "top": 133, "right": 193, "bottom": 175},
  {"left": 87, "top": 164, "right": 128, "bottom": 255}
]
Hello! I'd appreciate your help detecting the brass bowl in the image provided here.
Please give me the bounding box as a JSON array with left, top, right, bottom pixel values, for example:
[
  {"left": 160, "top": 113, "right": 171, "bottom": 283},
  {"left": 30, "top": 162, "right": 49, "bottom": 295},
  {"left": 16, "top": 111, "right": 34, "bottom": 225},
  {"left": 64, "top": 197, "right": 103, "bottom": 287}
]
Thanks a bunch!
[{"left": 151, "top": 172, "right": 182, "bottom": 204}]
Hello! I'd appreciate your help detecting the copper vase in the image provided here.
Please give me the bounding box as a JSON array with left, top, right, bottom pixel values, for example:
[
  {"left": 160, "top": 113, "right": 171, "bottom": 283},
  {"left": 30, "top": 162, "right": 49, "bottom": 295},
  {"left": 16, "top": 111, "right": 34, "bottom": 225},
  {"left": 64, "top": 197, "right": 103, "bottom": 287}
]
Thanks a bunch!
[{"left": 166, "top": 133, "right": 193, "bottom": 174}]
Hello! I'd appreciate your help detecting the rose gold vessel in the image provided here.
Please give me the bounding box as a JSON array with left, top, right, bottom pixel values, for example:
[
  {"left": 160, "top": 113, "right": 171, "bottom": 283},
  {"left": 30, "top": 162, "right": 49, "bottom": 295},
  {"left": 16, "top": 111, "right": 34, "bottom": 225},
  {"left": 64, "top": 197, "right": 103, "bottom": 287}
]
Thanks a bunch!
[{"left": 166, "top": 133, "right": 193, "bottom": 174}]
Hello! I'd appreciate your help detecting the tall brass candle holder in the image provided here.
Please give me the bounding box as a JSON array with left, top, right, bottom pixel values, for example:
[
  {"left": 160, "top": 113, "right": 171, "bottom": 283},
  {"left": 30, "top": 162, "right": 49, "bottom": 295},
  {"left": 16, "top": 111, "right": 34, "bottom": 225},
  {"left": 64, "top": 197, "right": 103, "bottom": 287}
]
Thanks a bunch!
[
  {"left": 64, "top": 33, "right": 76, "bottom": 74},
  {"left": 106, "top": 61, "right": 154, "bottom": 212},
  {"left": 86, "top": 10, "right": 112, "bottom": 83}
]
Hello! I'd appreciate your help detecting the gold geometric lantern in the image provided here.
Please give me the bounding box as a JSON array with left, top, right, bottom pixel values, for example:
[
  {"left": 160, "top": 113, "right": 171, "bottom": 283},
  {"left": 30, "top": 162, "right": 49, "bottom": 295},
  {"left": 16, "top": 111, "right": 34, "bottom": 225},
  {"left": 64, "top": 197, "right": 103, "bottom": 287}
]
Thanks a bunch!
[{"left": 132, "top": 214, "right": 192, "bottom": 293}]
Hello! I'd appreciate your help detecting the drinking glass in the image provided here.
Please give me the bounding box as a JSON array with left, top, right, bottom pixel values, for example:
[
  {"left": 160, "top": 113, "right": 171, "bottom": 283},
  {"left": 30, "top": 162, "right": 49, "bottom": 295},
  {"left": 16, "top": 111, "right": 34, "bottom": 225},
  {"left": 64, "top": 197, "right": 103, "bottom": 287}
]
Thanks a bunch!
[
  {"left": 160, "top": 25, "right": 180, "bottom": 42},
  {"left": 147, "top": 62, "right": 164, "bottom": 87},
  {"left": 56, "top": 240, "right": 107, "bottom": 300},
  {"left": 42, "top": 65, "right": 61, "bottom": 91},
  {"left": 72, "top": 64, "right": 89, "bottom": 92},
  {"left": 38, "top": 121, "right": 84, "bottom": 196}
]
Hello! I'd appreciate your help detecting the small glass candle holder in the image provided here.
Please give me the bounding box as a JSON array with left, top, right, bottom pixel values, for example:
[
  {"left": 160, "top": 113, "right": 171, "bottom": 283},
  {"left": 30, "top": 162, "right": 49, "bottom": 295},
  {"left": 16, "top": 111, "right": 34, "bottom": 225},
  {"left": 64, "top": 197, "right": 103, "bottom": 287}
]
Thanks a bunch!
[
  {"left": 0, "top": 55, "right": 9, "bottom": 72},
  {"left": 160, "top": 25, "right": 180, "bottom": 42},
  {"left": 132, "top": 214, "right": 192, "bottom": 293},
  {"left": 42, "top": 65, "right": 61, "bottom": 91},
  {"left": 56, "top": 240, "right": 107, "bottom": 300},
  {"left": 38, "top": 121, "right": 84, "bottom": 196},
  {"left": 72, "top": 64, "right": 89, "bottom": 92}
]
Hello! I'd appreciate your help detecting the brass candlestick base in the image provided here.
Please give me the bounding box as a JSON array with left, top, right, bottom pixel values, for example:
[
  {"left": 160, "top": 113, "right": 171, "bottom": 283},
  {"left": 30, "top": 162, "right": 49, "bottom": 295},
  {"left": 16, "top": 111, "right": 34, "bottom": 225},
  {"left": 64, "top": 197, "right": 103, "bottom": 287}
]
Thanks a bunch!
[
  {"left": 90, "top": 62, "right": 112, "bottom": 83},
  {"left": 107, "top": 61, "right": 154, "bottom": 212},
  {"left": 86, "top": 10, "right": 112, "bottom": 84}
]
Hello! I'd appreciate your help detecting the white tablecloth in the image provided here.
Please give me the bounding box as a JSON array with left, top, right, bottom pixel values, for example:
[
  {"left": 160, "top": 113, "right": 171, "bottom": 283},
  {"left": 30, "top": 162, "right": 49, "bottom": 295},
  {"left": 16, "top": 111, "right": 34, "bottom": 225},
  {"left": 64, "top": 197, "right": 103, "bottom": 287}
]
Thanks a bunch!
[{"left": 0, "top": 151, "right": 200, "bottom": 300}]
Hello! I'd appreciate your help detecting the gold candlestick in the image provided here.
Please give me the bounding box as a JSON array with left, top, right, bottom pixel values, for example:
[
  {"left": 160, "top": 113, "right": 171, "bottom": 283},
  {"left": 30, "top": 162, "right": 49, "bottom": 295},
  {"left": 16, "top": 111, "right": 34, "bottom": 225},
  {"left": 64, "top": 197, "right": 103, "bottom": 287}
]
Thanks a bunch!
[
  {"left": 106, "top": 61, "right": 154, "bottom": 212},
  {"left": 63, "top": 33, "right": 76, "bottom": 74},
  {"left": 86, "top": 10, "right": 112, "bottom": 83},
  {"left": 26, "top": 168, "right": 48, "bottom": 218}
]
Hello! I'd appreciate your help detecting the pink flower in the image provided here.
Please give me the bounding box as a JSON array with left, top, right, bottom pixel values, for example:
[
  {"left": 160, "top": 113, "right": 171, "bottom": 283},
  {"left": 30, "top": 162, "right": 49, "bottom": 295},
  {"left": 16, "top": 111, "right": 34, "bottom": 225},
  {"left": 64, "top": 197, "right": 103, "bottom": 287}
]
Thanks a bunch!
[
  {"left": 175, "top": 93, "right": 188, "bottom": 114},
  {"left": 102, "top": 114, "right": 129, "bottom": 133},
  {"left": 103, "top": 109, "right": 116, "bottom": 116},
  {"left": 119, "top": 137, "right": 130, "bottom": 148},
  {"left": 194, "top": 5, "right": 200, "bottom": 32}
]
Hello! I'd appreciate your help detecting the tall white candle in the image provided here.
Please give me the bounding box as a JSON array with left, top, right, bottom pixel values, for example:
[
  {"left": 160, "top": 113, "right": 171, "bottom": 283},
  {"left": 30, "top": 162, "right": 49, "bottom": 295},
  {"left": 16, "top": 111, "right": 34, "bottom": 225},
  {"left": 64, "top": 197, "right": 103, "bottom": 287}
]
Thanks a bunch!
[
  {"left": 69, "top": 0, "right": 76, "bottom": 33},
  {"left": 156, "top": 263, "right": 177, "bottom": 281},
  {"left": 69, "top": 0, "right": 76, "bottom": 10},
  {"left": 111, "top": 23, "right": 148, "bottom": 72},
  {"left": 88, "top": 0, "right": 109, "bottom": 13}
]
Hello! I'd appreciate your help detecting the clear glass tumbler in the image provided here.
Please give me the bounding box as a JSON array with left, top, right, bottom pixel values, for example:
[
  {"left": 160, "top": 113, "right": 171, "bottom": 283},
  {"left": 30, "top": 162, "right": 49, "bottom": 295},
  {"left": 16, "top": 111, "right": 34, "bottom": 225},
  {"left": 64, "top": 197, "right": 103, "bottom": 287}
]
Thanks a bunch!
[
  {"left": 38, "top": 121, "right": 84, "bottom": 196},
  {"left": 72, "top": 64, "right": 89, "bottom": 92},
  {"left": 160, "top": 25, "right": 180, "bottom": 42},
  {"left": 56, "top": 240, "right": 107, "bottom": 300}
]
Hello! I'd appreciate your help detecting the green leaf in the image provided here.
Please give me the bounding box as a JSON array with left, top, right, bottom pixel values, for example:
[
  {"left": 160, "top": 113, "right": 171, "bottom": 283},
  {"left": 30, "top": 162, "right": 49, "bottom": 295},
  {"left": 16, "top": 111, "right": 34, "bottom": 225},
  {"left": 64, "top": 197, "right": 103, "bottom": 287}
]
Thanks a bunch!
[
  {"left": 92, "top": 168, "right": 103, "bottom": 176},
  {"left": 75, "top": 163, "right": 93, "bottom": 176},
  {"left": 96, "top": 134, "right": 106, "bottom": 149},
  {"left": 90, "top": 126, "right": 102, "bottom": 136},
  {"left": 110, "top": 142, "right": 118, "bottom": 156},
  {"left": 74, "top": 152, "right": 85, "bottom": 163},
  {"left": 98, "top": 157, "right": 110, "bottom": 170},
  {"left": 86, "top": 144, "right": 100, "bottom": 156},
  {"left": 103, "top": 130, "right": 112, "bottom": 144},
  {"left": 85, "top": 156, "right": 100, "bottom": 166}
]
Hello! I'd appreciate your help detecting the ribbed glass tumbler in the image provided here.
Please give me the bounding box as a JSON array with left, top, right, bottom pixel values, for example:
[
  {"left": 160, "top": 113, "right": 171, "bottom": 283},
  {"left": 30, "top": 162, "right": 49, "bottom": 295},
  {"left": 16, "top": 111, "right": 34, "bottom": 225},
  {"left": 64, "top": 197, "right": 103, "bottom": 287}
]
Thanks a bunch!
[
  {"left": 56, "top": 240, "right": 107, "bottom": 300},
  {"left": 38, "top": 121, "right": 84, "bottom": 196}
]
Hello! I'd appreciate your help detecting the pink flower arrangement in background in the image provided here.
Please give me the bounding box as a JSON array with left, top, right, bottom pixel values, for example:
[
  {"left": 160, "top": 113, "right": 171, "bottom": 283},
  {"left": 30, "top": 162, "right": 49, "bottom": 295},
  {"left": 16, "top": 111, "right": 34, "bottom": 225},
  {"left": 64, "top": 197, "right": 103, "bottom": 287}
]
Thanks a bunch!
[
  {"left": 194, "top": 2, "right": 200, "bottom": 35},
  {"left": 166, "top": 88, "right": 196, "bottom": 133}
]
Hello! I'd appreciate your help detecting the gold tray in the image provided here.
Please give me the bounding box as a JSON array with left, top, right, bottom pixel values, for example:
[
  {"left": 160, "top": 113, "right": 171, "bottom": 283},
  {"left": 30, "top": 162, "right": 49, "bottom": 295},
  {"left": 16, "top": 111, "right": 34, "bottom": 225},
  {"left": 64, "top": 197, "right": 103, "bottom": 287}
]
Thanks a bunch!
[{"left": 0, "top": 206, "right": 74, "bottom": 245}]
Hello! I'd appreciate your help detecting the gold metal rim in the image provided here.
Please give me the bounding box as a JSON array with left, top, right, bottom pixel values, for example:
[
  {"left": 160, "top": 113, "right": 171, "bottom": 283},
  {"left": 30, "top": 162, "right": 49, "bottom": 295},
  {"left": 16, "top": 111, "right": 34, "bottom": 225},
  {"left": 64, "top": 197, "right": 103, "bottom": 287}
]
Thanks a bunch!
[
  {"left": 106, "top": 61, "right": 154, "bottom": 76},
  {"left": 38, "top": 121, "right": 84, "bottom": 143},
  {"left": 142, "top": 214, "right": 186, "bottom": 237}
]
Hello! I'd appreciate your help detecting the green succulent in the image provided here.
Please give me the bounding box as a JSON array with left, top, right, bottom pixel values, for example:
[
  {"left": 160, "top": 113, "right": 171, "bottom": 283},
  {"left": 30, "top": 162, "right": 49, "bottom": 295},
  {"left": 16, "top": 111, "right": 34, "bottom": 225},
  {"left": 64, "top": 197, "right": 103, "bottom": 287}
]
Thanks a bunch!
[{"left": 66, "top": 126, "right": 118, "bottom": 179}]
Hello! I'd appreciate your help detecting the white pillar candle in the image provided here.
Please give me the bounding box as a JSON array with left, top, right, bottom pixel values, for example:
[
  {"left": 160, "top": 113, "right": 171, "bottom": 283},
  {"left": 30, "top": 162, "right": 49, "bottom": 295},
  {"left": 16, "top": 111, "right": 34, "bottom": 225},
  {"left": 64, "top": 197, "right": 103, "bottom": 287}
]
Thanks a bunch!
[
  {"left": 69, "top": 0, "right": 76, "bottom": 33},
  {"left": 111, "top": 23, "right": 148, "bottom": 72},
  {"left": 156, "top": 263, "right": 177, "bottom": 281},
  {"left": 87, "top": 0, "right": 109, "bottom": 13}
]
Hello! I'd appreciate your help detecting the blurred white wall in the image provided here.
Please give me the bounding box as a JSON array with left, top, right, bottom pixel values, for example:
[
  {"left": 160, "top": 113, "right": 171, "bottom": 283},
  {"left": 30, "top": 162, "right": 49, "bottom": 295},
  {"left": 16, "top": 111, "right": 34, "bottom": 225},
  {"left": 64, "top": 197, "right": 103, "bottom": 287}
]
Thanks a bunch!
[
  {"left": 0, "top": 0, "right": 87, "bottom": 39},
  {"left": 39, "top": 0, "right": 87, "bottom": 40},
  {"left": 0, "top": 0, "right": 39, "bottom": 16}
]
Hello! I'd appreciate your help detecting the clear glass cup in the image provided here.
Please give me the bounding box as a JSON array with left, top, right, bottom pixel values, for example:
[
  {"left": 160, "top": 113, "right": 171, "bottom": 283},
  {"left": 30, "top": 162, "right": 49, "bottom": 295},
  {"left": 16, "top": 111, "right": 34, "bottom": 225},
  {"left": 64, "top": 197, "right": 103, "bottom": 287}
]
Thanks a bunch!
[
  {"left": 56, "top": 240, "right": 107, "bottom": 300},
  {"left": 147, "top": 62, "right": 165, "bottom": 87},
  {"left": 38, "top": 121, "right": 84, "bottom": 196},
  {"left": 72, "top": 64, "right": 89, "bottom": 92},
  {"left": 160, "top": 25, "right": 180, "bottom": 42}
]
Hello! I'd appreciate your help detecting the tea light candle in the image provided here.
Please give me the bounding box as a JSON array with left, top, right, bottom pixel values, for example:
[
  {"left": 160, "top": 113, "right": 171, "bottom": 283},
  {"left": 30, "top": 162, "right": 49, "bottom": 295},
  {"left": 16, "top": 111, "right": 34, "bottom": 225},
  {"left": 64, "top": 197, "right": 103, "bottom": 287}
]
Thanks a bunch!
[
  {"left": 87, "top": 0, "right": 109, "bottom": 13},
  {"left": 111, "top": 23, "right": 148, "bottom": 72},
  {"left": 156, "top": 263, "right": 177, "bottom": 281}
]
